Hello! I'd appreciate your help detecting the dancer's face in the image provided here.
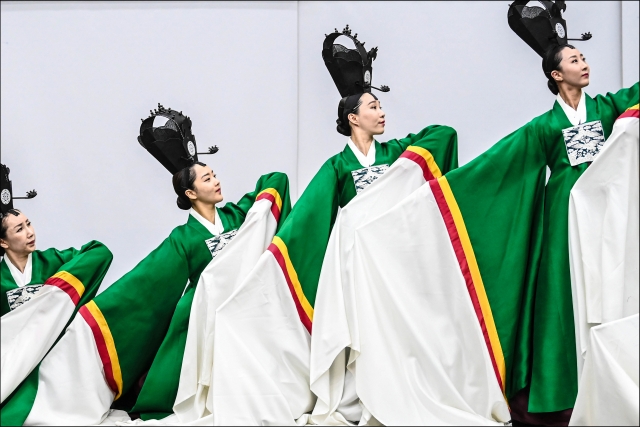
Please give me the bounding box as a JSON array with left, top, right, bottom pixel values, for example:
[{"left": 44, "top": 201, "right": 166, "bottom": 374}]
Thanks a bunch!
[
  {"left": 552, "top": 47, "right": 590, "bottom": 89},
  {"left": 349, "top": 93, "right": 386, "bottom": 136},
  {"left": 0, "top": 211, "right": 36, "bottom": 256},
  {"left": 185, "top": 164, "right": 223, "bottom": 206}
]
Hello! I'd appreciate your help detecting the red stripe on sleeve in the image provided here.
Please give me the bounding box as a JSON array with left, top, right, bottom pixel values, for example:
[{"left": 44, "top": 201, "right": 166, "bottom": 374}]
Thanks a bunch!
[
  {"left": 428, "top": 180, "right": 504, "bottom": 391},
  {"left": 399, "top": 150, "right": 436, "bottom": 182},
  {"left": 79, "top": 306, "right": 120, "bottom": 395},
  {"left": 45, "top": 276, "right": 81, "bottom": 305},
  {"left": 267, "top": 243, "right": 312, "bottom": 333}
]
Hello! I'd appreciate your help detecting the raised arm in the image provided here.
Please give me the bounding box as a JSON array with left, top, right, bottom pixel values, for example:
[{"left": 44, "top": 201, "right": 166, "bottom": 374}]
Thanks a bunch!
[
  {"left": 218, "top": 172, "right": 292, "bottom": 232},
  {"left": 596, "top": 81, "right": 639, "bottom": 116},
  {"left": 385, "top": 124, "right": 459, "bottom": 175}
]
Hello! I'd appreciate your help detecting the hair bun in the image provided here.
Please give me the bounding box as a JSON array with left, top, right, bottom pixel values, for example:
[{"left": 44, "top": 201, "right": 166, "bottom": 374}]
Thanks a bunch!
[
  {"left": 336, "top": 118, "right": 351, "bottom": 136},
  {"left": 176, "top": 196, "right": 191, "bottom": 210},
  {"left": 547, "top": 78, "right": 559, "bottom": 95}
]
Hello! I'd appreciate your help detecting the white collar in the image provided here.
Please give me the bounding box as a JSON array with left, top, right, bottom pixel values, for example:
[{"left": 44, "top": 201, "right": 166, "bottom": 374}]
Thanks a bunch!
[
  {"left": 347, "top": 137, "right": 376, "bottom": 168},
  {"left": 4, "top": 253, "right": 33, "bottom": 287},
  {"left": 189, "top": 207, "right": 224, "bottom": 236},
  {"left": 557, "top": 90, "right": 587, "bottom": 126}
]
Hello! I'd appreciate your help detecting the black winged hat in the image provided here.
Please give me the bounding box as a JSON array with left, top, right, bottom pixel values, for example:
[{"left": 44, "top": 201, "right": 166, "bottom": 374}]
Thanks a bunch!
[
  {"left": 323, "top": 25, "right": 390, "bottom": 98},
  {"left": 1, "top": 164, "right": 37, "bottom": 219},
  {"left": 138, "top": 103, "right": 218, "bottom": 175},
  {"left": 508, "top": 0, "right": 592, "bottom": 57}
]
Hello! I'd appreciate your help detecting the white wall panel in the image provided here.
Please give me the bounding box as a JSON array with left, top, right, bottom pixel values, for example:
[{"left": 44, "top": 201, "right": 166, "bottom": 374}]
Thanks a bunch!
[
  {"left": 1, "top": 1, "right": 298, "bottom": 291},
  {"left": 622, "top": 0, "right": 640, "bottom": 88}
]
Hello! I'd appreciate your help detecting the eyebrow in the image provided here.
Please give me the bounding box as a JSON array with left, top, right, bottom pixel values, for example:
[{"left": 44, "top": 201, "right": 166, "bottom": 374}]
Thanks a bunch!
[
  {"left": 368, "top": 100, "right": 378, "bottom": 105},
  {"left": 13, "top": 222, "right": 24, "bottom": 230},
  {"left": 201, "top": 172, "right": 211, "bottom": 179},
  {"left": 568, "top": 55, "right": 578, "bottom": 59}
]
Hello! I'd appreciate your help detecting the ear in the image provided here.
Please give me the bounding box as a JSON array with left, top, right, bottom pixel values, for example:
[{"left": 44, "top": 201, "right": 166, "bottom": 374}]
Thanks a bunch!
[
  {"left": 185, "top": 189, "right": 198, "bottom": 201},
  {"left": 348, "top": 112, "right": 358, "bottom": 127},
  {"left": 0, "top": 239, "right": 8, "bottom": 250},
  {"left": 551, "top": 69, "right": 563, "bottom": 83}
]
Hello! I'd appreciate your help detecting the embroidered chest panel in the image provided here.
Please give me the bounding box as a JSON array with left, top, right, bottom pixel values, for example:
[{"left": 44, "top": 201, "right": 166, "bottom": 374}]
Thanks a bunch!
[
  {"left": 6, "top": 284, "right": 43, "bottom": 311},
  {"left": 351, "top": 164, "right": 390, "bottom": 194},
  {"left": 562, "top": 120, "right": 606, "bottom": 166},
  {"left": 205, "top": 229, "right": 238, "bottom": 259}
]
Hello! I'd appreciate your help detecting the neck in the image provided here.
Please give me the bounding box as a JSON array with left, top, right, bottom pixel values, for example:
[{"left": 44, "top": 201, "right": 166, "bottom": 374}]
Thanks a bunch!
[
  {"left": 192, "top": 201, "right": 217, "bottom": 224},
  {"left": 558, "top": 85, "right": 582, "bottom": 110},
  {"left": 350, "top": 128, "right": 374, "bottom": 156},
  {"left": 5, "top": 251, "right": 29, "bottom": 274}
]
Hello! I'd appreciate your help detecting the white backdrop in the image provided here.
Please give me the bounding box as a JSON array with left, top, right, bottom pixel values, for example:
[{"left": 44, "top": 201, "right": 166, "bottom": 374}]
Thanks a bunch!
[{"left": 1, "top": 1, "right": 638, "bottom": 291}]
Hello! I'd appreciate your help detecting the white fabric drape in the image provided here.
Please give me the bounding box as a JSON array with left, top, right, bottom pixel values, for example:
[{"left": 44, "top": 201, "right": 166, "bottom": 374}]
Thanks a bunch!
[
  {"left": 568, "top": 111, "right": 639, "bottom": 426},
  {"left": 569, "top": 314, "right": 639, "bottom": 426},
  {"left": 2, "top": 284, "right": 82, "bottom": 403},
  {"left": 569, "top": 112, "right": 639, "bottom": 377},
  {"left": 310, "top": 157, "right": 438, "bottom": 425},
  {"left": 346, "top": 182, "right": 509, "bottom": 425},
  {"left": 171, "top": 198, "right": 280, "bottom": 424}
]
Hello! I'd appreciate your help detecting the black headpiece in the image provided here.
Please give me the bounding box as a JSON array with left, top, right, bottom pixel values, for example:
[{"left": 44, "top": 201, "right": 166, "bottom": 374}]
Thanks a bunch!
[
  {"left": 138, "top": 103, "right": 219, "bottom": 175},
  {"left": 508, "top": 0, "right": 592, "bottom": 57},
  {"left": 323, "top": 25, "right": 390, "bottom": 98},
  {"left": 1, "top": 164, "right": 37, "bottom": 219}
]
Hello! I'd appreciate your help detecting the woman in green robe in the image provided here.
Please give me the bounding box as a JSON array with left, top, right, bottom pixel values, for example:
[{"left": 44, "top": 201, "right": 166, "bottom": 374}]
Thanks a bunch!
[
  {"left": 272, "top": 27, "right": 459, "bottom": 333},
  {"left": 126, "top": 165, "right": 292, "bottom": 421},
  {"left": 0, "top": 107, "right": 292, "bottom": 426},
  {"left": 499, "top": 3, "right": 640, "bottom": 424},
  {"left": 1, "top": 164, "right": 113, "bottom": 409}
]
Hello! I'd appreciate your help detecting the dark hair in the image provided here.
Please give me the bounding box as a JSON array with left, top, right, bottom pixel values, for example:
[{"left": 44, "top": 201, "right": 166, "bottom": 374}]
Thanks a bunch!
[
  {"left": 172, "top": 162, "right": 206, "bottom": 210},
  {"left": 0, "top": 209, "right": 21, "bottom": 257},
  {"left": 542, "top": 44, "right": 576, "bottom": 95},
  {"left": 336, "top": 92, "right": 379, "bottom": 136}
]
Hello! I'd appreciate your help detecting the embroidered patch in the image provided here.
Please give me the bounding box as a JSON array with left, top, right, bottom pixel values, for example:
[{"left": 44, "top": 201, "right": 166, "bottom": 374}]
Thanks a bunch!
[
  {"left": 205, "top": 229, "right": 238, "bottom": 259},
  {"left": 6, "top": 284, "right": 43, "bottom": 311},
  {"left": 562, "top": 120, "right": 606, "bottom": 166},
  {"left": 351, "top": 164, "right": 390, "bottom": 194}
]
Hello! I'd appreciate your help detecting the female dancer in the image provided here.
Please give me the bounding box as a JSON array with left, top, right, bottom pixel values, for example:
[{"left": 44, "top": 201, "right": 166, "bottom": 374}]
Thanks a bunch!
[
  {"left": 507, "top": 2, "right": 639, "bottom": 424},
  {"left": 270, "top": 25, "right": 459, "bottom": 335},
  {"left": 1, "top": 164, "right": 113, "bottom": 406}
]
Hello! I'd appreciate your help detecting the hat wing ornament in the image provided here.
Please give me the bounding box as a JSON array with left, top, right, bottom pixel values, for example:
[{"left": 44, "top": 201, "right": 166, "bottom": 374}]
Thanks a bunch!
[{"left": 1, "top": 164, "right": 37, "bottom": 219}]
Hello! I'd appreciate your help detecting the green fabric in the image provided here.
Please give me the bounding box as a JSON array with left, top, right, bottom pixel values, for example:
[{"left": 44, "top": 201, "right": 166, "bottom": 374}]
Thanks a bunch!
[
  {"left": 1, "top": 241, "right": 111, "bottom": 317},
  {"left": 444, "top": 83, "right": 638, "bottom": 413},
  {"left": 279, "top": 125, "right": 458, "bottom": 308},
  {"left": 135, "top": 288, "right": 195, "bottom": 421},
  {"left": 0, "top": 241, "right": 113, "bottom": 426},
  {"left": 97, "top": 172, "right": 291, "bottom": 416},
  {"left": 99, "top": 212, "right": 214, "bottom": 402},
  {"left": 0, "top": 365, "right": 39, "bottom": 426}
]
